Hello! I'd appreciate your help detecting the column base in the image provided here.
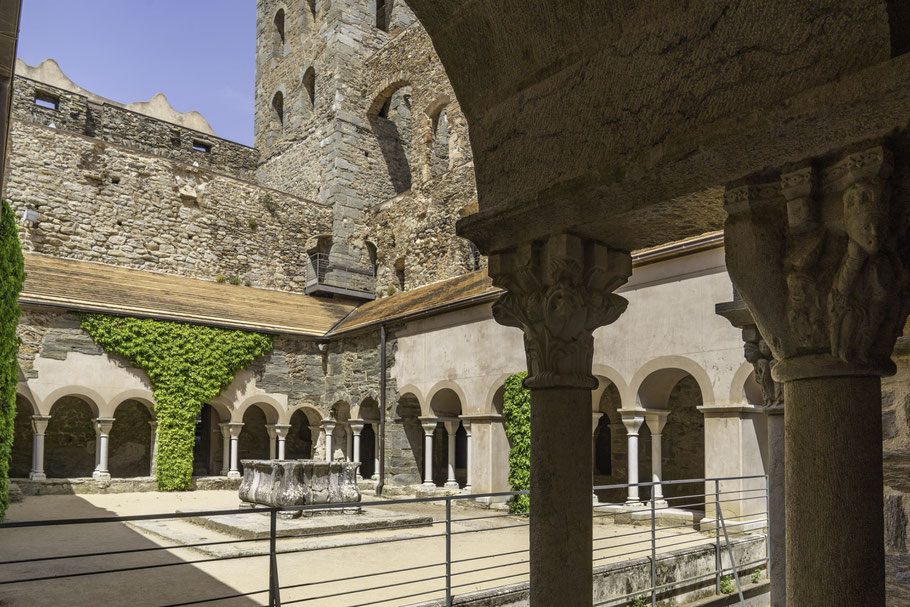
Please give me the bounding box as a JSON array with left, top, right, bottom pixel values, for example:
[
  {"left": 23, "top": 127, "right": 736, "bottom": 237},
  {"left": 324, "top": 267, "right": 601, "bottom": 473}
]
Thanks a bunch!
[
  {"left": 227, "top": 471, "right": 242, "bottom": 479},
  {"left": 92, "top": 471, "right": 111, "bottom": 482},
  {"left": 420, "top": 482, "right": 436, "bottom": 489},
  {"left": 651, "top": 498, "right": 668, "bottom": 509},
  {"left": 463, "top": 485, "right": 472, "bottom": 494},
  {"left": 371, "top": 474, "right": 379, "bottom": 481},
  {"left": 444, "top": 481, "right": 459, "bottom": 489},
  {"left": 28, "top": 472, "right": 46, "bottom": 481}
]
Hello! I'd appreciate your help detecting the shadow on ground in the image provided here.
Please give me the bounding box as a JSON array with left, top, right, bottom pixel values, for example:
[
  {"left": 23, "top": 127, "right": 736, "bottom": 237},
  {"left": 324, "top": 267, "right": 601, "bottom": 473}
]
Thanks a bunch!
[{"left": 0, "top": 495, "right": 262, "bottom": 607}]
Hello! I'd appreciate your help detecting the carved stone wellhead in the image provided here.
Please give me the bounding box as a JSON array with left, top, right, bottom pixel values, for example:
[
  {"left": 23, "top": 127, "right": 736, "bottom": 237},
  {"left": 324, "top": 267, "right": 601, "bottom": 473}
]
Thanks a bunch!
[{"left": 239, "top": 460, "right": 361, "bottom": 516}]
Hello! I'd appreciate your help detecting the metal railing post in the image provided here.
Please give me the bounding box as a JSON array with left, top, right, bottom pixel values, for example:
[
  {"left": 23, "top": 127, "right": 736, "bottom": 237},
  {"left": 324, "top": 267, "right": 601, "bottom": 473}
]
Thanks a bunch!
[
  {"left": 717, "top": 489, "right": 745, "bottom": 604},
  {"left": 445, "top": 497, "right": 452, "bottom": 607},
  {"left": 765, "top": 473, "right": 771, "bottom": 581},
  {"left": 269, "top": 509, "right": 281, "bottom": 607},
  {"left": 714, "top": 479, "right": 721, "bottom": 595},
  {"left": 650, "top": 493, "right": 657, "bottom": 607}
]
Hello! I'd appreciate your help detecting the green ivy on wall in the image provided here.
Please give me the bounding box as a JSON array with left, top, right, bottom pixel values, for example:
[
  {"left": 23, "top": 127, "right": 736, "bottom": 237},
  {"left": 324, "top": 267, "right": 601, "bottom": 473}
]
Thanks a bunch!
[
  {"left": 502, "top": 372, "right": 530, "bottom": 514},
  {"left": 79, "top": 314, "right": 274, "bottom": 491},
  {"left": 0, "top": 200, "right": 25, "bottom": 521}
]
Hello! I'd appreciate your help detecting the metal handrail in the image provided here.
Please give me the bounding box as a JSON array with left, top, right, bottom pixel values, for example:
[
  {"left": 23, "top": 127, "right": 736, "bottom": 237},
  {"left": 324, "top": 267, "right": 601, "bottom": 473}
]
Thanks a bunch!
[{"left": 0, "top": 477, "right": 768, "bottom": 607}]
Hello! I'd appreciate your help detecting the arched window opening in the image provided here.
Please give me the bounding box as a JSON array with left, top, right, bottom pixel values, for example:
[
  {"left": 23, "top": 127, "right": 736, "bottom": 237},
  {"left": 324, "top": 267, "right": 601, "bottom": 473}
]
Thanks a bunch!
[
  {"left": 430, "top": 107, "right": 450, "bottom": 178},
  {"left": 109, "top": 400, "right": 152, "bottom": 478},
  {"left": 369, "top": 84, "right": 413, "bottom": 197},
  {"left": 272, "top": 91, "right": 284, "bottom": 127},
  {"left": 307, "top": 0, "right": 316, "bottom": 21},
  {"left": 469, "top": 242, "right": 481, "bottom": 271},
  {"left": 376, "top": 0, "right": 389, "bottom": 32},
  {"left": 394, "top": 258, "right": 406, "bottom": 291},
  {"left": 192, "top": 404, "right": 221, "bottom": 476},
  {"left": 366, "top": 242, "right": 378, "bottom": 276},
  {"left": 10, "top": 395, "right": 34, "bottom": 478},
  {"left": 594, "top": 416, "right": 612, "bottom": 475},
  {"left": 274, "top": 9, "right": 286, "bottom": 45},
  {"left": 303, "top": 67, "right": 316, "bottom": 109}
]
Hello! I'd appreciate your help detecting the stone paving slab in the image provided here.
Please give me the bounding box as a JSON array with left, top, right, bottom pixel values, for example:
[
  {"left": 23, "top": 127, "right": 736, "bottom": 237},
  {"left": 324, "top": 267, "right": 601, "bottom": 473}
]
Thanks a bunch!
[{"left": 182, "top": 508, "right": 433, "bottom": 540}]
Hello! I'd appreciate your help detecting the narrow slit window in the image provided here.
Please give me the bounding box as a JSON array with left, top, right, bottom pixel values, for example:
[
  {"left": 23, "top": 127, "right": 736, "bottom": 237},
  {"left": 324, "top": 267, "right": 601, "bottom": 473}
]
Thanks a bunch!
[
  {"left": 376, "top": 0, "right": 389, "bottom": 31},
  {"left": 274, "top": 9, "right": 286, "bottom": 44},
  {"left": 272, "top": 91, "right": 284, "bottom": 126},
  {"left": 34, "top": 92, "right": 59, "bottom": 110},
  {"left": 303, "top": 67, "right": 316, "bottom": 108},
  {"left": 192, "top": 140, "right": 211, "bottom": 153}
]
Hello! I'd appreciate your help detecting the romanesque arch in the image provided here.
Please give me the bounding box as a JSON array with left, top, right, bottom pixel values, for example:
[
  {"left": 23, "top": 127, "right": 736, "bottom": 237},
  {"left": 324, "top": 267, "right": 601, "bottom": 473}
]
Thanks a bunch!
[
  {"left": 108, "top": 399, "right": 153, "bottom": 478},
  {"left": 287, "top": 406, "right": 321, "bottom": 460},
  {"left": 367, "top": 80, "right": 414, "bottom": 200},
  {"left": 44, "top": 395, "right": 99, "bottom": 478}
]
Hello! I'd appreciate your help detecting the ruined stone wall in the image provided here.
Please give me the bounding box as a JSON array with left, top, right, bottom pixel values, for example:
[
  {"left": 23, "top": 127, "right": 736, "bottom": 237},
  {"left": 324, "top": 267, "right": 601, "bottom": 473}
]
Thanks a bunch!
[
  {"left": 12, "top": 76, "right": 258, "bottom": 179},
  {"left": 5, "top": 120, "right": 332, "bottom": 292},
  {"left": 255, "top": 0, "right": 482, "bottom": 293}
]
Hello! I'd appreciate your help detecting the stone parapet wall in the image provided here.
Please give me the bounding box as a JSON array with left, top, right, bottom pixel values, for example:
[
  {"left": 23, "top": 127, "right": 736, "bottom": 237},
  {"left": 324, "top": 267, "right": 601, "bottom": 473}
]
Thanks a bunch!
[
  {"left": 12, "top": 75, "right": 259, "bottom": 179},
  {"left": 5, "top": 120, "right": 331, "bottom": 292}
]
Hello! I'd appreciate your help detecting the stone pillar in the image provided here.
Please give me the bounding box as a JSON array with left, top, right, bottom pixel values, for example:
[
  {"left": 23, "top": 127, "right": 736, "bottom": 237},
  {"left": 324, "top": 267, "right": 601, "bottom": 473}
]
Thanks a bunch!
[
  {"left": 93, "top": 418, "right": 115, "bottom": 481},
  {"left": 309, "top": 425, "right": 323, "bottom": 460},
  {"left": 265, "top": 424, "right": 278, "bottom": 460},
  {"left": 644, "top": 412, "right": 668, "bottom": 504},
  {"left": 149, "top": 420, "right": 158, "bottom": 477},
  {"left": 350, "top": 420, "right": 365, "bottom": 480},
  {"left": 226, "top": 422, "right": 244, "bottom": 478},
  {"left": 621, "top": 414, "right": 644, "bottom": 504},
  {"left": 419, "top": 418, "right": 438, "bottom": 486},
  {"left": 322, "top": 421, "right": 335, "bottom": 462},
  {"left": 29, "top": 415, "right": 51, "bottom": 481},
  {"left": 443, "top": 420, "right": 460, "bottom": 489},
  {"left": 723, "top": 147, "right": 910, "bottom": 606},
  {"left": 489, "top": 234, "right": 631, "bottom": 607},
  {"left": 274, "top": 424, "right": 290, "bottom": 460},
  {"left": 219, "top": 422, "right": 231, "bottom": 476},
  {"left": 463, "top": 420, "right": 472, "bottom": 493},
  {"left": 345, "top": 423, "right": 354, "bottom": 461},
  {"left": 93, "top": 422, "right": 101, "bottom": 471},
  {"left": 370, "top": 422, "right": 380, "bottom": 481}
]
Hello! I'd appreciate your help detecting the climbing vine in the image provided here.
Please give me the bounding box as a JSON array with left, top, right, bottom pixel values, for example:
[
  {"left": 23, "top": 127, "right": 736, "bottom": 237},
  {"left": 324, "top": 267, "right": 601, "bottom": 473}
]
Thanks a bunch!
[
  {"left": 0, "top": 200, "right": 25, "bottom": 521},
  {"left": 502, "top": 372, "right": 531, "bottom": 514},
  {"left": 79, "top": 314, "right": 274, "bottom": 491}
]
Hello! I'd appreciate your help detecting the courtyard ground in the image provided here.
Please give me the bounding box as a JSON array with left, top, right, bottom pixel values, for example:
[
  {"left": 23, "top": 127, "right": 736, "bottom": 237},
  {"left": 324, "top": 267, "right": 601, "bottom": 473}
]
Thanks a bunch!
[{"left": 0, "top": 490, "right": 717, "bottom": 606}]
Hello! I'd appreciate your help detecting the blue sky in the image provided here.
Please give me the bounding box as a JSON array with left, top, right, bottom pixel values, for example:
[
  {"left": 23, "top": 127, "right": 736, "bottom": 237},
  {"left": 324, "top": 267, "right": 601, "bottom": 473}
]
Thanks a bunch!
[{"left": 17, "top": 0, "right": 256, "bottom": 146}]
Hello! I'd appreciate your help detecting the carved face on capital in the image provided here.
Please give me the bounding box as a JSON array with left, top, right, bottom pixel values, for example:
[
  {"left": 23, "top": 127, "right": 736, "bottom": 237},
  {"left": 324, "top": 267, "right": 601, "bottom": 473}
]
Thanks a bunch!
[
  {"left": 843, "top": 181, "right": 888, "bottom": 255},
  {"left": 544, "top": 283, "right": 586, "bottom": 339}
]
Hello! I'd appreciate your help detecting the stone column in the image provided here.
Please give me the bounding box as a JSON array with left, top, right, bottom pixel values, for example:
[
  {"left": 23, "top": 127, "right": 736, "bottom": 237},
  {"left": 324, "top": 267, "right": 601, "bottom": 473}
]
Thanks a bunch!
[
  {"left": 93, "top": 422, "right": 101, "bottom": 471},
  {"left": 322, "top": 421, "right": 335, "bottom": 462},
  {"left": 149, "top": 420, "right": 158, "bottom": 477},
  {"left": 219, "top": 422, "right": 231, "bottom": 476},
  {"left": 645, "top": 412, "right": 668, "bottom": 504},
  {"left": 265, "top": 424, "right": 278, "bottom": 460},
  {"left": 489, "top": 234, "right": 631, "bottom": 606},
  {"left": 29, "top": 415, "right": 51, "bottom": 481},
  {"left": 717, "top": 302, "right": 787, "bottom": 607},
  {"left": 350, "top": 420, "right": 365, "bottom": 480},
  {"left": 345, "top": 423, "right": 354, "bottom": 461},
  {"left": 443, "top": 420, "right": 460, "bottom": 489},
  {"left": 93, "top": 418, "right": 115, "bottom": 481},
  {"left": 621, "top": 414, "right": 644, "bottom": 504},
  {"left": 462, "top": 420, "right": 472, "bottom": 493},
  {"left": 723, "top": 147, "right": 910, "bottom": 606},
  {"left": 274, "top": 424, "right": 290, "bottom": 460},
  {"left": 419, "top": 418, "right": 438, "bottom": 487},
  {"left": 309, "top": 425, "right": 323, "bottom": 460},
  {"left": 370, "top": 422, "right": 380, "bottom": 481},
  {"left": 226, "top": 422, "right": 244, "bottom": 478}
]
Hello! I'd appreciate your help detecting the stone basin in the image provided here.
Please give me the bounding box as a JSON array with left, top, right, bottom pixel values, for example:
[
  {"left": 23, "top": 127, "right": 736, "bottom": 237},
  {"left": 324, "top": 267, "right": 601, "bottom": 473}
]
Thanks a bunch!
[{"left": 239, "top": 459, "right": 361, "bottom": 517}]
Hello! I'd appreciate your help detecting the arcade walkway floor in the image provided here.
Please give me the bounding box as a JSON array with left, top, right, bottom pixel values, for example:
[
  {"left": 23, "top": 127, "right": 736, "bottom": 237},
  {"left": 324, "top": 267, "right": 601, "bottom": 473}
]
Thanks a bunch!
[{"left": 0, "top": 490, "right": 715, "bottom": 606}]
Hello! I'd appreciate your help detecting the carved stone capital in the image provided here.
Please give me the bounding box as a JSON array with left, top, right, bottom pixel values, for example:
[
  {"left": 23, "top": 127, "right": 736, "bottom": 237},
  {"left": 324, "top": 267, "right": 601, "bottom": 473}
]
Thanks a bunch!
[
  {"left": 742, "top": 324, "right": 784, "bottom": 409},
  {"left": 489, "top": 234, "right": 631, "bottom": 389},
  {"left": 724, "top": 144, "right": 910, "bottom": 381}
]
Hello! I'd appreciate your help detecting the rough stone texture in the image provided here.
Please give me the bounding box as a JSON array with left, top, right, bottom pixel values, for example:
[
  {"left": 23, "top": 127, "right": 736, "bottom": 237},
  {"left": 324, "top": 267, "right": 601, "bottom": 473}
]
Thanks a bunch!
[
  {"left": 238, "top": 459, "right": 361, "bottom": 510},
  {"left": 44, "top": 395, "right": 96, "bottom": 478},
  {"left": 254, "top": 0, "right": 480, "bottom": 295},
  {"left": 6, "top": 120, "right": 331, "bottom": 293},
  {"left": 12, "top": 75, "right": 257, "bottom": 178},
  {"left": 882, "top": 352, "right": 910, "bottom": 605}
]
